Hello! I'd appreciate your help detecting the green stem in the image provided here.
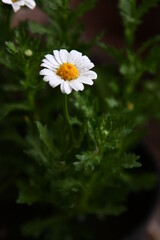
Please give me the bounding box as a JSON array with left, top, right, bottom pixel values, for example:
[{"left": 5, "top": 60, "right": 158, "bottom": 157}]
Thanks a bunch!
[{"left": 64, "top": 94, "right": 73, "bottom": 142}]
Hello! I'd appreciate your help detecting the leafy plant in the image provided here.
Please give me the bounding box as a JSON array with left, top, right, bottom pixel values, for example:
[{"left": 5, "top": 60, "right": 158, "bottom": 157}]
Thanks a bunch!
[{"left": 0, "top": 0, "right": 160, "bottom": 239}]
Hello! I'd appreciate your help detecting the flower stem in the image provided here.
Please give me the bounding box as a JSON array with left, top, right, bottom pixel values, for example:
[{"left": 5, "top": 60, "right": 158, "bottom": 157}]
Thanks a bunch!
[{"left": 64, "top": 94, "right": 73, "bottom": 142}]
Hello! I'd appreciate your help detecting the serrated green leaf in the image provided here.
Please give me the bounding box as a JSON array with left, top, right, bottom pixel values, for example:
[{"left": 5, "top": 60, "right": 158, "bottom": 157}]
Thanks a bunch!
[
  {"left": 74, "top": 150, "right": 100, "bottom": 171},
  {"left": 35, "top": 121, "right": 60, "bottom": 158},
  {"left": 122, "top": 153, "right": 141, "bottom": 169},
  {"left": 26, "top": 134, "right": 49, "bottom": 164}
]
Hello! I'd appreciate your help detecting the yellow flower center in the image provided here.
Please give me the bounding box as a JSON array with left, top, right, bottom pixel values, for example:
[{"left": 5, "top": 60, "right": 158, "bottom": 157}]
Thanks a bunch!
[
  {"left": 56, "top": 63, "right": 79, "bottom": 81},
  {"left": 12, "top": 0, "right": 19, "bottom": 2}
]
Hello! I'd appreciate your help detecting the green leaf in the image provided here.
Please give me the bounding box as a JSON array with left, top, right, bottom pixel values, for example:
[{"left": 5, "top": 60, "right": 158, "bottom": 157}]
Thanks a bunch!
[
  {"left": 26, "top": 134, "right": 49, "bottom": 165},
  {"left": 86, "top": 204, "right": 127, "bottom": 216},
  {"left": 95, "top": 114, "right": 112, "bottom": 147},
  {"left": 28, "top": 22, "right": 52, "bottom": 35},
  {"left": 113, "top": 127, "right": 132, "bottom": 142},
  {"left": 137, "top": 35, "right": 160, "bottom": 55},
  {"left": 35, "top": 121, "right": 60, "bottom": 158},
  {"left": 105, "top": 97, "right": 119, "bottom": 108},
  {"left": 0, "top": 102, "right": 30, "bottom": 119},
  {"left": 73, "top": 91, "right": 97, "bottom": 118},
  {"left": 58, "top": 178, "right": 83, "bottom": 198},
  {"left": 122, "top": 153, "right": 141, "bottom": 169},
  {"left": 5, "top": 41, "right": 18, "bottom": 54},
  {"left": 137, "top": 0, "right": 159, "bottom": 19},
  {"left": 144, "top": 45, "right": 160, "bottom": 74},
  {"left": 17, "top": 181, "right": 40, "bottom": 205},
  {"left": 74, "top": 150, "right": 100, "bottom": 171},
  {"left": 98, "top": 42, "right": 123, "bottom": 63},
  {"left": 74, "top": 0, "right": 96, "bottom": 18},
  {"left": 119, "top": 0, "right": 159, "bottom": 31},
  {"left": 0, "top": 50, "right": 14, "bottom": 69},
  {"left": 119, "top": 0, "right": 137, "bottom": 25}
]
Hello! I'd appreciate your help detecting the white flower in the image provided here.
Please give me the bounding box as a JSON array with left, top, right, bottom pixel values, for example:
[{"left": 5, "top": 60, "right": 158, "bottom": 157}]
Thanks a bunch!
[
  {"left": 40, "top": 49, "right": 97, "bottom": 95},
  {"left": 2, "top": 0, "right": 36, "bottom": 12}
]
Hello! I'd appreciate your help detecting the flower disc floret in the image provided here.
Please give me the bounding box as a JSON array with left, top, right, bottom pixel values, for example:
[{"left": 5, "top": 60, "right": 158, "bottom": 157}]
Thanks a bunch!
[
  {"left": 40, "top": 49, "right": 97, "bottom": 95},
  {"left": 57, "top": 63, "right": 79, "bottom": 81}
]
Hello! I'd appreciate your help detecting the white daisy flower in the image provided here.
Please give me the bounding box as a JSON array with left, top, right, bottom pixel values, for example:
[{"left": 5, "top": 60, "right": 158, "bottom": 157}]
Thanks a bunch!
[
  {"left": 2, "top": 0, "right": 36, "bottom": 12},
  {"left": 39, "top": 49, "right": 97, "bottom": 95}
]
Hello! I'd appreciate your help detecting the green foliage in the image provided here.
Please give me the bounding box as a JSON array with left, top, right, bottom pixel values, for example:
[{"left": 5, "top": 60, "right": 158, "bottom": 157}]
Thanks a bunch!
[
  {"left": 0, "top": 102, "right": 30, "bottom": 119},
  {"left": 0, "top": 0, "right": 160, "bottom": 239},
  {"left": 119, "top": 0, "right": 159, "bottom": 47}
]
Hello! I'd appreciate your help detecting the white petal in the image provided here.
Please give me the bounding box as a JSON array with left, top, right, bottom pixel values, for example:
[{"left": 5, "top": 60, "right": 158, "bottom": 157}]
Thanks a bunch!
[
  {"left": 18, "top": 0, "right": 25, "bottom": 6},
  {"left": 24, "top": 0, "right": 36, "bottom": 9},
  {"left": 68, "top": 50, "right": 82, "bottom": 65},
  {"left": 68, "top": 81, "right": 78, "bottom": 91},
  {"left": 49, "top": 78, "right": 63, "bottom": 88},
  {"left": 63, "top": 81, "right": 72, "bottom": 94},
  {"left": 39, "top": 69, "right": 55, "bottom": 76},
  {"left": 78, "top": 77, "right": 93, "bottom": 86},
  {"left": 43, "top": 75, "right": 56, "bottom": 82},
  {"left": 60, "top": 82, "right": 65, "bottom": 94},
  {"left": 69, "top": 80, "right": 84, "bottom": 91},
  {"left": 2, "top": 0, "right": 12, "bottom": 4},
  {"left": 12, "top": 3, "right": 21, "bottom": 12},
  {"left": 42, "top": 59, "right": 57, "bottom": 70},
  {"left": 59, "top": 49, "right": 68, "bottom": 63},
  {"left": 77, "top": 56, "right": 94, "bottom": 70},
  {"left": 81, "top": 70, "right": 97, "bottom": 79},
  {"left": 53, "top": 50, "right": 62, "bottom": 65},
  {"left": 45, "top": 54, "right": 59, "bottom": 67},
  {"left": 40, "top": 63, "right": 55, "bottom": 70}
]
